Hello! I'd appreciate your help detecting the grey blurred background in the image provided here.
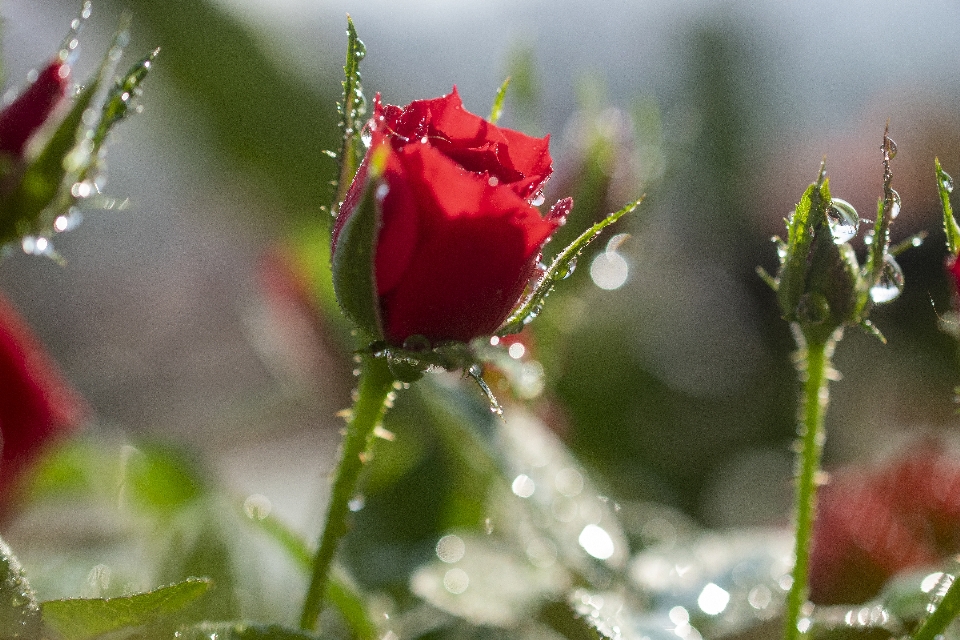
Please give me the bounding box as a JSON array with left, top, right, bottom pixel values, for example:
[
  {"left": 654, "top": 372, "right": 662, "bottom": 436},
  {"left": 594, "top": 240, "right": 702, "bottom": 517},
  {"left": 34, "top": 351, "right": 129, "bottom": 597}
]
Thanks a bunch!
[{"left": 4, "top": 0, "right": 960, "bottom": 530}]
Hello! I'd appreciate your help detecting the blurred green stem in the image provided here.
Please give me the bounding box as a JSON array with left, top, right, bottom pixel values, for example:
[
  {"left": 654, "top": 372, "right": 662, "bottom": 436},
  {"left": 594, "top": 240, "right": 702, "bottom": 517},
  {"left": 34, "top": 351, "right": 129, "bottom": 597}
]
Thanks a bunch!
[
  {"left": 784, "top": 328, "right": 836, "bottom": 640},
  {"left": 914, "top": 576, "right": 960, "bottom": 640},
  {"left": 300, "top": 354, "right": 395, "bottom": 631}
]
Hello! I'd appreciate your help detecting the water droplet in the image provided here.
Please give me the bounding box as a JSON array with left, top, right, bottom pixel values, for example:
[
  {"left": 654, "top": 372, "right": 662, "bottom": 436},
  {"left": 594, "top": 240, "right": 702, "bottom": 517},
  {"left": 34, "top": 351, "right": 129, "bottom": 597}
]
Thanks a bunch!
[
  {"left": 360, "top": 122, "right": 373, "bottom": 147},
  {"left": 436, "top": 534, "right": 466, "bottom": 563},
  {"left": 555, "top": 468, "right": 584, "bottom": 497},
  {"left": 526, "top": 538, "right": 558, "bottom": 568},
  {"left": 870, "top": 254, "right": 905, "bottom": 304},
  {"left": 697, "top": 583, "right": 730, "bottom": 615},
  {"left": 243, "top": 493, "right": 272, "bottom": 520},
  {"left": 555, "top": 257, "right": 578, "bottom": 280},
  {"left": 70, "top": 180, "right": 95, "bottom": 199},
  {"left": 826, "top": 198, "right": 859, "bottom": 244},
  {"left": 511, "top": 474, "right": 535, "bottom": 498},
  {"left": 54, "top": 207, "right": 83, "bottom": 232},
  {"left": 21, "top": 236, "right": 51, "bottom": 256},
  {"left": 531, "top": 191, "right": 545, "bottom": 207},
  {"left": 942, "top": 171, "right": 955, "bottom": 193},
  {"left": 747, "top": 584, "right": 772, "bottom": 610},
  {"left": 578, "top": 524, "right": 615, "bottom": 560},
  {"left": 889, "top": 189, "right": 901, "bottom": 219},
  {"left": 348, "top": 495, "right": 365, "bottom": 512},
  {"left": 487, "top": 175, "right": 499, "bottom": 187},
  {"left": 442, "top": 568, "right": 469, "bottom": 594},
  {"left": 402, "top": 334, "right": 431, "bottom": 352},
  {"left": 507, "top": 342, "right": 525, "bottom": 359},
  {"left": 590, "top": 251, "right": 629, "bottom": 290},
  {"left": 376, "top": 183, "right": 389, "bottom": 200},
  {"left": 886, "top": 137, "right": 898, "bottom": 159},
  {"left": 488, "top": 336, "right": 500, "bottom": 346},
  {"left": 864, "top": 229, "right": 875, "bottom": 246}
]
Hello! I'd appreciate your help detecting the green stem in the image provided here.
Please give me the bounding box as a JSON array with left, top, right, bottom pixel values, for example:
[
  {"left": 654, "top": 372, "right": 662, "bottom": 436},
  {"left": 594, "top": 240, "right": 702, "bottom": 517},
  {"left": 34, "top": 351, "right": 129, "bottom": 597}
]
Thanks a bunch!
[
  {"left": 300, "top": 354, "right": 395, "bottom": 631},
  {"left": 784, "top": 328, "right": 836, "bottom": 640},
  {"left": 914, "top": 575, "right": 960, "bottom": 640}
]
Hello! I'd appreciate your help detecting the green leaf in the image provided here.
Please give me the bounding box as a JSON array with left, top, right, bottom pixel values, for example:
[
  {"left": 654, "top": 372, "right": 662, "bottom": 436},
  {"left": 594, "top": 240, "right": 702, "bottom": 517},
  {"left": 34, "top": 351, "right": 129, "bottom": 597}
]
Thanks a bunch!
[
  {"left": 331, "top": 159, "right": 382, "bottom": 339},
  {"left": 0, "top": 537, "right": 40, "bottom": 640},
  {"left": 330, "top": 15, "right": 367, "bottom": 222},
  {"left": 124, "top": 443, "right": 203, "bottom": 515},
  {"left": 40, "top": 578, "right": 211, "bottom": 640},
  {"left": 937, "top": 157, "right": 960, "bottom": 256},
  {"left": 175, "top": 621, "right": 319, "bottom": 640},
  {"left": 499, "top": 197, "right": 642, "bottom": 334},
  {"left": 488, "top": 77, "right": 511, "bottom": 124}
]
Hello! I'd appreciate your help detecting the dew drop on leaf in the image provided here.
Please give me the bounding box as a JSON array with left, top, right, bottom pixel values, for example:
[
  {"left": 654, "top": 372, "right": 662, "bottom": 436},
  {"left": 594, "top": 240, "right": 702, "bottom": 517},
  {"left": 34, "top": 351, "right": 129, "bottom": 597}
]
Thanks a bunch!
[
  {"left": 869, "top": 254, "right": 904, "bottom": 304},
  {"left": 826, "top": 198, "right": 859, "bottom": 244}
]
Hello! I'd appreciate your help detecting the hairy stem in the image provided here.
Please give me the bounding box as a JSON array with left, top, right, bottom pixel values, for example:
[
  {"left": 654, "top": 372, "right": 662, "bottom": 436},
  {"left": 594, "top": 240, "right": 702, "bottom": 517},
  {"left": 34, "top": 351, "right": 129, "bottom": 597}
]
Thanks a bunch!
[
  {"left": 300, "top": 354, "right": 395, "bottom": 631},
  {"left": 784, "top": 328, "right": 836, "bottom": 640}
]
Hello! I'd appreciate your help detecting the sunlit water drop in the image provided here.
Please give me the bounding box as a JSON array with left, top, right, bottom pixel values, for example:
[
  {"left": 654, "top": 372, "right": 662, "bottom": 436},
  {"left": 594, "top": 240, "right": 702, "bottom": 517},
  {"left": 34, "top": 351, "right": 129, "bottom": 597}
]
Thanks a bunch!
[
  {"left": 243, "top": 493, "right": 272, "bottom": 520},
  {"left": 590, "top": 251, "right": 629, "bottom": 290},
  {"left": 870, "top": 254, "right": 905, "bottom": 303},
  {"left": 943, "top": 171, "right": 955, "bottom": 194},
  {"left": 889, "top": 189, "right": 901, "bottom": 219},
  {"left": 826, "top": 198, "right": 859, "bottom": 244},
  {"left": 578, "top": 524, "right": 615, "bottom": 560},
  {"left": 554, "top": 256, "right": 577, "bottom": 280},
  {"left": 436, "top": 534, "right": 466, "bottom": 563}
]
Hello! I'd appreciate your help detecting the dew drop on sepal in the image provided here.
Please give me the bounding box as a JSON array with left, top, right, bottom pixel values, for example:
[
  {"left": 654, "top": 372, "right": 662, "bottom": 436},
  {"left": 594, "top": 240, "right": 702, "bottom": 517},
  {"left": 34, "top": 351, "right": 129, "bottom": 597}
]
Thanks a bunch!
[
  {"left": 943, "top": 171, "right": 955, "bottom": 194},
  {"left": 870, "top": 254, "right": 905, "bottom": 304},
  {"left": 889, "top": 189, "right": 901, "bottom": 219},
  {"left": 826, "top": 198, "right": 859, "bottom": 244},
  {"left": 555, "top": 257, "right": 577, "bottom": 280}
]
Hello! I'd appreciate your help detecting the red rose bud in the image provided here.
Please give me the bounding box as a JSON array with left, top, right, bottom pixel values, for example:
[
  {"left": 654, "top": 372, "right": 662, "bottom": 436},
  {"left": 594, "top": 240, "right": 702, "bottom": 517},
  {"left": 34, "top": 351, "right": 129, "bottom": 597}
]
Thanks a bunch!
[
  {"left": 332, "top": 88, "right": 564, "bottom": 345},
  {"left": 0, "top": 294, "right": 87, "bottom": 498},
  {"left": 947, "top": 255, "right": 960, "bottom": 301},
  {"left": 0, "top": 61, "right": 70, "bottom": 158}
]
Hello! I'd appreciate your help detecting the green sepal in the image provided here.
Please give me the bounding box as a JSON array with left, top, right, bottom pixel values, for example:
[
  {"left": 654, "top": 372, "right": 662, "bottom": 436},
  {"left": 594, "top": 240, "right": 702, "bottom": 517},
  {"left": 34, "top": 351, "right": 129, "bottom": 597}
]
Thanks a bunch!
[
  {"left": 776, "top": 168, "right": 829, "bottom": 322},
  {"left": 937, "top": 157, "right": 960, "bottom": 256},
  {"left": 39, "top": 578, "right": 211, "bottom": 640},
  {"left": 499, "top": 196, "right": 642, "bottom": 335},
  {"left": 858, "top": 130, "right": 900, "bottom": 316},
  {"left": 488, "top": 76, "right": 511, "bottom": 124},
  {"left": 329, "top": 16, "right": 367, "bottom": 223},
  {"left": 175, "top": 621, "right": 319, "bottom": 640},
  {"left": 331, "top": 151, "right": 384, "bottom": 340},
  {"left": 91, "top": 47, "right": 159, "bottom": 152},
  {"left": 0, "top": 537, "right": 40, "bottom": 640}
]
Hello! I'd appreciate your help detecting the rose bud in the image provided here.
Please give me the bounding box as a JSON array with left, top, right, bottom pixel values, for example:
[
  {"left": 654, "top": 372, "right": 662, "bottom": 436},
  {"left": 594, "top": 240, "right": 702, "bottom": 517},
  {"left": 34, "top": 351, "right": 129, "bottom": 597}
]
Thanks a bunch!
[
  {"left": 0, "top": 61, "right": 70, "bottom": 159},
  {"left": 332, "top": 88, "right": 568, "bottom": 346},
  {"left": 0, "top": 294, "right": 87, "bottom": 502}
]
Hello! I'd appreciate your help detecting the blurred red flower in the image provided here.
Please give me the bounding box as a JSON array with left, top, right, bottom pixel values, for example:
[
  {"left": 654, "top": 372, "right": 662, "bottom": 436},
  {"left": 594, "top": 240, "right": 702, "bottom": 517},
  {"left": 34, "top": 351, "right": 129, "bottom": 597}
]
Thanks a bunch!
[
  {"left": 0, "top": 294, "right": 86, "bottom": 497},
  {"left": 332, "top": 88, "right": 568, "bottom": 345},
  {"left": 809, "top": 441, "right": 960, "bottom": 605},
  {"left": 0, "top": 60, "right": 70, "bottom": 159}
]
